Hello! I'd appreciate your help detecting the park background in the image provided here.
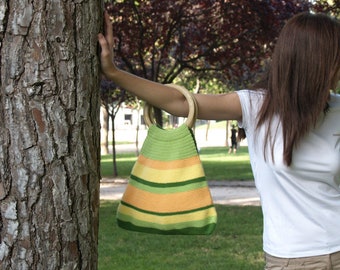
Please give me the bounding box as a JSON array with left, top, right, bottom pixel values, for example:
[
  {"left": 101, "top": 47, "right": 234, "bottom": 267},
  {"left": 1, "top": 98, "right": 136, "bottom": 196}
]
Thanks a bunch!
[{"left": 1, "top": 1, "right": 339, "bottom": 269}]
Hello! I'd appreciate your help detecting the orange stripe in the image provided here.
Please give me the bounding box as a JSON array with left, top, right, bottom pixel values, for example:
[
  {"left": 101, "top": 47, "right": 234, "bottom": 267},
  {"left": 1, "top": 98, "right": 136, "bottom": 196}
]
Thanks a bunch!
[
  {"left": 121, "top": 185, "right": 214, "bottom": 213},
  {"left": 137, "top": 154, "right": 201, "bottom": 170}
]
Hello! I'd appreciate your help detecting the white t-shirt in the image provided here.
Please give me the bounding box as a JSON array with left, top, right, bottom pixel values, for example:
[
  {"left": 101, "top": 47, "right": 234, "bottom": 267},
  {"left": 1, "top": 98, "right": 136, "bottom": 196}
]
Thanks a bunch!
[{"left": 237, "top": 90, "right": 340, "bottom": 258}]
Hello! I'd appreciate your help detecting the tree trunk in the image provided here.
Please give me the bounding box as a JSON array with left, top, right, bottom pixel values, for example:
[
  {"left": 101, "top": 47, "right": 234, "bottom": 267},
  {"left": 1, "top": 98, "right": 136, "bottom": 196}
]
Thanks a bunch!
[
  {"left": 0, "top": 1, "right": 102, "bottom": 269},
  {"left": 205, "top": 120, "right": 210, "bottom": 141},
  {"left": 111, "top": 115, "right": 118, "bottom": 177},
  {"left": 100, "top": 106, "right": 109, "bottom": 155},
  {"left": 135, "top": 99, "right": 141, "bottom": 156},
  {"left": 226, "top": 120, "right": 230, "bottom": 147}
]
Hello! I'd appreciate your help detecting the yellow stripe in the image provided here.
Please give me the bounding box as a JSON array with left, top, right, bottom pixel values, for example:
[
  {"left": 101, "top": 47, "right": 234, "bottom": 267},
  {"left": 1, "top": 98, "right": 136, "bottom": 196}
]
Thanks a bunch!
[
  {"left": 121, "top": 185, "right": 213, "bottom": 213},
  {"left": 118, "top": 204, "right": 216, "bottom": 224},
  {"left": 131, "top": 162, "right": 205, "bottom": 183},
  {"left": 137, "top": 154, "right": 201, "bottom": 170}
]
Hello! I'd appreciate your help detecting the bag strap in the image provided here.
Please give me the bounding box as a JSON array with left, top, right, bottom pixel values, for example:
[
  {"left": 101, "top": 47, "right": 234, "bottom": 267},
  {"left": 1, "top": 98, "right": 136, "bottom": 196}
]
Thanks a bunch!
[{"left": 143, "top": 84, "right": 197, "bottom": 128}]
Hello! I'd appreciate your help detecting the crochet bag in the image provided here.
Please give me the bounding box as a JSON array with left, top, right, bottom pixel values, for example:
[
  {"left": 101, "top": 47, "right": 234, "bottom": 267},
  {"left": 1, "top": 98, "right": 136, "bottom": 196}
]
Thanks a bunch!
[{"left": 116, "top": 84, "right": 217, "bottom": 235}]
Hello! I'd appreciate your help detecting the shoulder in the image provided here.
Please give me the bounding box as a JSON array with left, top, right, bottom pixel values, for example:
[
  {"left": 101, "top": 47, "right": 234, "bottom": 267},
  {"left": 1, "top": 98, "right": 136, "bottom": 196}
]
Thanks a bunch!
[
  {"left": 329, "top": 93, "right": 340, "bottom": 109},
  {"left": 236, "top": 89, "right": 266, "bottom": 114},
  {"left": 237, "top": 89, "right": 266, "bottom": 105},
  {"left": 236, "top": 89, "right": 266, "bottom": 129}
]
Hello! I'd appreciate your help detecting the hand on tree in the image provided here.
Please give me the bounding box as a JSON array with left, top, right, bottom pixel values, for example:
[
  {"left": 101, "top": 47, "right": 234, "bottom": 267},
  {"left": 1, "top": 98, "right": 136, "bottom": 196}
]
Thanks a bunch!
[{"left": 98, "top": 11, "right": 117, "bottom": 79}]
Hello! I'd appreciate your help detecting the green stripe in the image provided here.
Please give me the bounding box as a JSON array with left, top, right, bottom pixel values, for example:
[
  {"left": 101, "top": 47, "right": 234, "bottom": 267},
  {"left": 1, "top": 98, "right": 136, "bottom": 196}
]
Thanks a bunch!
[
  {"left": 119, "top": 201, "right": 215, "bottom": 216},
  {"left": 141, "top": 125, "right": 199, "bottom": 161},
  {"left": 130, "top": 174, "right": 207, "bottom": 188},
  {"left": 117, "top": 212, "right": 217, "bottom": 229},
  {"left": 128, "top": 178, "right": 208, "bottom": 194},
  {"left": 117, "top": 212, "right": 217, "bottom": 231},
  {"left": 117, "top": 219, "right": 216, "bottom": 235}
]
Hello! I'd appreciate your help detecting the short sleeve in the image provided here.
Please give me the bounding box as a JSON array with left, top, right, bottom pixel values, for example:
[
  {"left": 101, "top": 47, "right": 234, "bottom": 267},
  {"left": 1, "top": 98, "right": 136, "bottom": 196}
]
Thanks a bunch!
[{"left": 236, "top": 90, "right": 264, "bottom": 133}]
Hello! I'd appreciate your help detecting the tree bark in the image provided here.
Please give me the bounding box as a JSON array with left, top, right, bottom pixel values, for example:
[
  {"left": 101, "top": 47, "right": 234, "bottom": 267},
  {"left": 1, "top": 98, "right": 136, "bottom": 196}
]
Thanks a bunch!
[
  {"left": 100, "top": 106, "right": 109, "bottom": 155},
  {"left": 111, "top": 115, "right": 118, "bottom": 177},
  {"left": 0, "top": 1, "right": 102, "bottom": 269},
  {"left": 226, "top": 120, "right": 230, "bottom": 147}
]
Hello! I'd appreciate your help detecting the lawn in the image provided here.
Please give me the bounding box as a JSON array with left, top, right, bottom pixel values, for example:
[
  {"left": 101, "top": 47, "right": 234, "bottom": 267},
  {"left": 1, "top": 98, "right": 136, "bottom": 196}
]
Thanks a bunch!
[
  {"left": 101, "top": 146, "right": 253, "bottom": 181},
  {"left": 99, "top": 201, "right": 264, "bottom": 270},
  {"left": 99, "top": 145, "right": 261, "bottom": 268}
]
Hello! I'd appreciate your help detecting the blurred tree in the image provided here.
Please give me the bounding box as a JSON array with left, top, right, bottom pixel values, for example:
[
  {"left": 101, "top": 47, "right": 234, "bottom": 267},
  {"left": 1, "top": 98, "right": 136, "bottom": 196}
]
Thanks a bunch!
[
  {"left": 104, "top": 0, "right": 312, "bottom": 125},
  {"left": 100, "top": 0, "right": 339, "bottom": 158},
  {"left": 313, "top": 0, "right": 340, "bottom": 17},
  {"left": 100, "top": 80, "right": 136, "bottom": 176}
]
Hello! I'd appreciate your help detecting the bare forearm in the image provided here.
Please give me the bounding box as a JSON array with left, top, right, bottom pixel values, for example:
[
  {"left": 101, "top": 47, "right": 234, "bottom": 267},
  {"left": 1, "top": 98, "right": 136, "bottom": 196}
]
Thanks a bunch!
[
  {"left": 97, "top": 14, "right": 188, "bottom": 117},
  {"left": 106, "top": 68, "right": 189, "bottom": 117},
  {"left": 98, "top": 12, "right": 242, "bottom": 122}
]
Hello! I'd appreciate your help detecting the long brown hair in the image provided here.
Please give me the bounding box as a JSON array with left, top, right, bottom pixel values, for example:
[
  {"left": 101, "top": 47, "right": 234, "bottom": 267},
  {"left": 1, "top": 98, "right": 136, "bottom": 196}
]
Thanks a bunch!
[{"left": 257, "top": 12, "right": 340, "bottom": 166}]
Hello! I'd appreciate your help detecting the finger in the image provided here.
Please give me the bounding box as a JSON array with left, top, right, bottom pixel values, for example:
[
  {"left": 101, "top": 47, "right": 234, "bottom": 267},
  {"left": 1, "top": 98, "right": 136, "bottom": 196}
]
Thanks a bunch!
[
  {"left": 104, "top": 11, "right": 114, "bottom": 47},
  {"left": 97, "top": 33, "right": 110, "bottom": 51}
]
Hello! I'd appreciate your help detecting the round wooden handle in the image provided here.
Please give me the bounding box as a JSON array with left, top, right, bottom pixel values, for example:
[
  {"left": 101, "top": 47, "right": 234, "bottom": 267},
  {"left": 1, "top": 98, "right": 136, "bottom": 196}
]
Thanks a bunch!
[{"left": 143, "top": 84, "right": 197, "bottom": 128}]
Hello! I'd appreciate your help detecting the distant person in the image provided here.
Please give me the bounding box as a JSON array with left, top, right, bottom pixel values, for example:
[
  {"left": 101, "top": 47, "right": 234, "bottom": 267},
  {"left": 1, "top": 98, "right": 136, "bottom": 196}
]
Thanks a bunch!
[
  {"left": 98, "top": 12, "right": 340, "bottom": 270},
  {"left": 228, "top": 125, "right": 238, "bottom": 154}
]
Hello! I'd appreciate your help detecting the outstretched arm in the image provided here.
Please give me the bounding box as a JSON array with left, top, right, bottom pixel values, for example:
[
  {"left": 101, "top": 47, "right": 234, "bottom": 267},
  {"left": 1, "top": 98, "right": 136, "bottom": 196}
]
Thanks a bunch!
[{"left": 98, "top": 12, "right": 242, "bottom": 122}]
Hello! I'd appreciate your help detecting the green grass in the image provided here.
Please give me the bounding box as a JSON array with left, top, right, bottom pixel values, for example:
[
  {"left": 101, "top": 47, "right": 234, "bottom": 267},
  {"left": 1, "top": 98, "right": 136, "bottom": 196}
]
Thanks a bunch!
[
  {"left": 101, "top": 146, "right": 253, "bottom": 181},
  {"left": 199, "top": 146, "right": 253, "bottom": 180},
  {"left": 99, "top": 201, "right": 264, "bottom": 270}
]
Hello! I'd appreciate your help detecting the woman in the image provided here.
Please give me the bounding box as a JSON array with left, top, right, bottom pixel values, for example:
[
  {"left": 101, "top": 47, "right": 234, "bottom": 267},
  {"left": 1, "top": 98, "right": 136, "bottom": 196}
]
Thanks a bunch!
[
  {"left": 228, "top": 124, "right": 238, "bottom": 154},
  {"left": 98, "top": 12, "right": 340, "bottom": 269}
]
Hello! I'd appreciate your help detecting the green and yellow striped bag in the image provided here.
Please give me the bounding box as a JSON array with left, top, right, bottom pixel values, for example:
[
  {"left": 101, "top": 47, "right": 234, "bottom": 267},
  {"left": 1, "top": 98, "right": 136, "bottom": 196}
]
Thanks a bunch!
[{"left": 116, "top": 85, "right": 217, "bottom": 235}]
